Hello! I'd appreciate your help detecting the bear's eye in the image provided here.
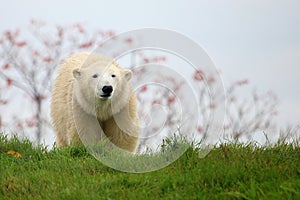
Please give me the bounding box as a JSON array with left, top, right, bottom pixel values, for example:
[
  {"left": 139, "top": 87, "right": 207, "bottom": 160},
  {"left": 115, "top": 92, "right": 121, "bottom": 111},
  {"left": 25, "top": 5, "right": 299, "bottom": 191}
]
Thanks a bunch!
[
  {"left": 92, "top": 74, "right": 98, "bottom": 78},
  {"left": 111, "top": 74, "right": 116, "bottom": 78}
]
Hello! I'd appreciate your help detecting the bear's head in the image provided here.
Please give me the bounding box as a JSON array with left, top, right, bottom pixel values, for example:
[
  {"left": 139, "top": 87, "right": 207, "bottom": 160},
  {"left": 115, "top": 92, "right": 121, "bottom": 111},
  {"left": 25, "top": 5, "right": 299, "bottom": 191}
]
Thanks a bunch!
[{"left": 72, "top": 59, "right": 133, "bottom": 118}]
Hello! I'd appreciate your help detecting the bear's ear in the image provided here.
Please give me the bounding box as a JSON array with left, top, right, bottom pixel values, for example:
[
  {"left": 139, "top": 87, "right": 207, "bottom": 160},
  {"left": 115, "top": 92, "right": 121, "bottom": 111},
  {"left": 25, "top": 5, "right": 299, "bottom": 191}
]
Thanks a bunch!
[
  {"left": 124, "top": 69, "right": 132, "bottom": 81},
  {"left": 73, "top": 68, "right": 82, "bottom": 79}
]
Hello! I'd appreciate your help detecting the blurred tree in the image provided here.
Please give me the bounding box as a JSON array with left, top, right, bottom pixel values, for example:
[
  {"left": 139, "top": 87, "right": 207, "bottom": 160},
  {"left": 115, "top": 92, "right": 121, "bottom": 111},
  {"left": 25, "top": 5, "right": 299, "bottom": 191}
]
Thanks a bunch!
[
  {"left": 128, "top": 51, "right": 278, "bottom": 152},
  {"left": 0, "top": 20, "right": 114, "bottom": 143}
]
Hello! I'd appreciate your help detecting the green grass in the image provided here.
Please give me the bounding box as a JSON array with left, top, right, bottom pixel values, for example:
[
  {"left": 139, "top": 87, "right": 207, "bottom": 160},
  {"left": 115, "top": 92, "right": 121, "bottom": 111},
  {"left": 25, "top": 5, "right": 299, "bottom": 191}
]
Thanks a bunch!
[{"left": 0, "top": 135, "right": 299, "bottom": 200}]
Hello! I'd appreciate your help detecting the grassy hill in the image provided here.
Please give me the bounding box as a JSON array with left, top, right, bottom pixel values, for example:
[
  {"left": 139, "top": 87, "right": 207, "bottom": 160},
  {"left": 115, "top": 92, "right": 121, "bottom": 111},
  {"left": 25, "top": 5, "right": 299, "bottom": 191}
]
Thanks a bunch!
[{"left": 0, "top": 135, "right": 299, "bottom": 199}]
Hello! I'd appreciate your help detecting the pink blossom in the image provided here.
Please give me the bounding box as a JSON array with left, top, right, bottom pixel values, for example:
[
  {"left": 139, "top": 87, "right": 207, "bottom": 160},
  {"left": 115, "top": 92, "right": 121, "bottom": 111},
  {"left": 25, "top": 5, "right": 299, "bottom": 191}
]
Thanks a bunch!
[
  {"left": 6, "top": 78, "right": 12, "bottom": 87},
  {"left": 43, "top": 57, "right": 53, "bottom": 63},
  {"left": 193, "top": 69, "right": 204, "bottom": 81},
  {"left": 79, "top": 41, "right": 93, "bottom": 49},
  {"left": 236, "top": 79, "right": 249, "bottom": 86},
  {"left": 168, "top": 96, "right": 175, "bottom": 103},
  {"left": 2, "top": 63, "right": 9, "bottom": 70},
  {"left": 15, "top": 41, "right": 26, "bottom": 47},
  {"left": 124, "top": 37, "right": 133, "bottom": 44},
  {"left": 152, "top": 100, "right": 161, "bottom": 105},
  {"left": 197, "top": 126, "right": 203, "bottom": 133},
  {"left": 0, "top": 100, "right": 8, "bottom": 105},
  {"left": 140, "top": 85, "right": 148, "bottom": 92}
]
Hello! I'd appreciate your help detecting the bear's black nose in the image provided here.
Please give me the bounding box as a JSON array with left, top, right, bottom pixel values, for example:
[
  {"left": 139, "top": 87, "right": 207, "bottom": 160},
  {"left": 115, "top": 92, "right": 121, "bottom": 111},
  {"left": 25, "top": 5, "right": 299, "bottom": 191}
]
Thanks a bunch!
[{"left": 102, "top": 85, "right": 113, "bottom": 94}]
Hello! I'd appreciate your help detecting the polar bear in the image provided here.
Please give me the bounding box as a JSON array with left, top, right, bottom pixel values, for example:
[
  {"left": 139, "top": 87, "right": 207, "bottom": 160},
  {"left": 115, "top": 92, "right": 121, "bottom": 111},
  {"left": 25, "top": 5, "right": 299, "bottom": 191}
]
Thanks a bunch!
[{"left": 51, "top": 52, "right": 140, "bottom": 152}]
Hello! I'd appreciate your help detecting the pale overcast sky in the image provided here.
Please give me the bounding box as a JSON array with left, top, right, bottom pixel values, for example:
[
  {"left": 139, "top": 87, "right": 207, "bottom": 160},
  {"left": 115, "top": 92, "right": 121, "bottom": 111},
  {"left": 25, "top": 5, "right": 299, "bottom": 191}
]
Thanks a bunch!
[{"left": 1, "top": 0, "right": 300, "bottom": 128}]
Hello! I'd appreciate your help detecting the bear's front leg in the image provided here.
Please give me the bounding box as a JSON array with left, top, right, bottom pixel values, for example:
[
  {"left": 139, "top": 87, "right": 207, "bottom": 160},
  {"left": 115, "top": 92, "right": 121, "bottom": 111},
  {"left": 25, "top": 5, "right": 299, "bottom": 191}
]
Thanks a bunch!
[{"left": 72, "top": 102, "right": 104, "bottom": 147}]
